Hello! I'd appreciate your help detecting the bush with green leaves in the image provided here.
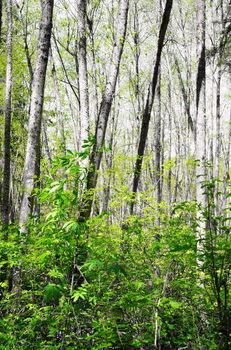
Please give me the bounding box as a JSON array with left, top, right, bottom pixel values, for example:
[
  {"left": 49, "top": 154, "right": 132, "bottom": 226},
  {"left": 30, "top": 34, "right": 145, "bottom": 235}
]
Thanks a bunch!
[{"left": 0, "top": 144, "right": 230, "bottom": 349}]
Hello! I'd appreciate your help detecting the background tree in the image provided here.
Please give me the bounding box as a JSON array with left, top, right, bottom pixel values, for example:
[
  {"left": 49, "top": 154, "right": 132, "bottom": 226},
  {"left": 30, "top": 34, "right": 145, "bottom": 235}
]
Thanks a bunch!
[
  {"left": 131, "top": 0, "right": 173, "bottom": 213},
  {"left": 80, "top": 0, "right": 129, "bottom": 221}
]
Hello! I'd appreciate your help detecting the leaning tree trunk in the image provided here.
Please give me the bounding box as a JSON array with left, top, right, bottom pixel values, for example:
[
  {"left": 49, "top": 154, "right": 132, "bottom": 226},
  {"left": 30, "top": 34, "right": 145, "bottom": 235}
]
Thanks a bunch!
[
  {"left": 19, "top": 0, "right": 53, "bottom": 232},
  {"left": 2, "top": 0, "right": 13, "bottom": 229},
  {"left": 79, "top": 0, "right": 129, "bottom": 221},
  {"left": 130, "top": 0, "right": 173, "bottom": 214}
]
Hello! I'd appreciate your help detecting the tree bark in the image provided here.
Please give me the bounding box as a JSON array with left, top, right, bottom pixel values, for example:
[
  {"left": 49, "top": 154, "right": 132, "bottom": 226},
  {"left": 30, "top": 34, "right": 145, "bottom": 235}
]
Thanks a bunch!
[
  {"left": 0, "top": 0, "right": 2, "bottom": 45},
  {"left": 131, "top": 0, "right": 173, "bottom": 213},
  {"left": 175, "top": 56, "right": 193, "bottom": 132},
  {"left": 19, "top": 0, "right": 53, "bottom": 232},
  {"left": 79, "top": 0, "right": 129, "bottom": 221},
  {"left": 42, "top": 120, "right": 52, "bottom": 168},
  {"left": 50, "top": 47, "right": 66, "bottom": 153},
  {"left": 195, "top": 0, "right": 206, "bottom": 206},
  {"left": 195, "top": 0, "right": 207, "bottom": 280},
  {"left": 77, "top": 0, "right": 90, "bottom": 146},
  {"left": 2, "top": 0, "right": 13, "bottom": 228},
  {"left": 154, "top": 73, "right": 162, "bottom": 207}
]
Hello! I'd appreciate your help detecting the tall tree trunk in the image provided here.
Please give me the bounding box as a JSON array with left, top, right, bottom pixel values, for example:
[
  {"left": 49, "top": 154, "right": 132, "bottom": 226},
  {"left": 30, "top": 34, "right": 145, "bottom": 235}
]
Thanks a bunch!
[
  {"left": 134, "top": 0, "right": 141, "bottom": 118},
  {"left": 14, "top": 0, "right": 34, "bottom": 89},
  {"left": 195, "top": 0, "right": 207, "bottom": 284},
  {"left": 131, "top": 0, "right": 173, "bottom": 213},
  {"left": 79, "top": 0, "right": 129, "bottom": 221},
  {"left": 215, "top": 1, "right": 225, "bottom": 214},
  {"left": 2, "top": 0, "right": 13, "bottom": 228},
  {"left": 174, "top": 56, "right": 194, "bottom": 132},
  {"left": 77, "top": 0, "right": 90, "bottom": 145},
  {"left": 195, "top": 0, "right": 206, "bottom": 206},
  {"left": 50, "top": 48, "right": 66, "bottom": 153},
  {"left": 154, "top": 73, "right": 162, "bottom": 208},
  {"left": 215, "top": 64, "right": 221, "bottom": 209},
  {"left": 42, "top": 120, "right": 52, "bottom": 168},
  {"left": 19, "top": 0, "right": 53, "bottom": 232},
  {"left": 0, "top": 0, "right": 2, "bottom": 44},
  {"left": 88, "top": 18, "right": 99, "bottom": 117}
]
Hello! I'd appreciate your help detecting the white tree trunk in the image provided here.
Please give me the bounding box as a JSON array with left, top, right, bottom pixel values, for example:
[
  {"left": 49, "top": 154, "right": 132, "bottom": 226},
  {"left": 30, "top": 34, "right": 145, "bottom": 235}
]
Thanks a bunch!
[
  {"left": 195, "top": 0, "right": 206, "bottom": 268},
  {"left": 19, "top": 0, "right": 53, "bottom": 232},
  {"left": 50, "top": 47, "right": 66, "bottom": 153},
  {"left": 196, "top": 0, "right": 206, "bottom": 206},
  {"left": 80, "top": 0, "right": 129, "bottom": 220},
  {"left": 77, "top": 0, "right": 90, "bottom": 146},
  {"left": 2, "top": 0, "right": 12, "bottom": 227}
]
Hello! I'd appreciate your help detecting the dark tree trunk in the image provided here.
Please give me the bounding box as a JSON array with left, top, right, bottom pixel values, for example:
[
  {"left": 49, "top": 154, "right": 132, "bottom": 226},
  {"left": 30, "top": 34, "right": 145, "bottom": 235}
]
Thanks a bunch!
[{"left": 131, "top": 0, "right": 173, "bottom": 213}]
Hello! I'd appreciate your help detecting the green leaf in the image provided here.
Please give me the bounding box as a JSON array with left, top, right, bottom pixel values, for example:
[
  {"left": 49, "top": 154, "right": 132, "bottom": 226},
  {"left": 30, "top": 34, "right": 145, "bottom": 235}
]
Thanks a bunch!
[
  {"left": 44, "top": 283, "right": 62, "bottom": 303},
  {"left": 169, "top": 300, "right": 181, "bottom": 309},
  {"left": 72, "top": 286, "right": 88, "bottom": 302}
]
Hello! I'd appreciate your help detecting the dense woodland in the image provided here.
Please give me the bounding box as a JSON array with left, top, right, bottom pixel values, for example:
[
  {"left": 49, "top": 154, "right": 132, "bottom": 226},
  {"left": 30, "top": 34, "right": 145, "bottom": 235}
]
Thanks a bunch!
[{"left": 0, "top": 0, "right": 230, "bottom": 349}]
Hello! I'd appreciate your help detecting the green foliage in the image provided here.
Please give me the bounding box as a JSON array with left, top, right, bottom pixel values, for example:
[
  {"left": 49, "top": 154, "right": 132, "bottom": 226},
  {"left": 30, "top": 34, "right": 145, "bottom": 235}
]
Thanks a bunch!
[{"left": 0, "top": 147, "right": 230, "bottom": 350}]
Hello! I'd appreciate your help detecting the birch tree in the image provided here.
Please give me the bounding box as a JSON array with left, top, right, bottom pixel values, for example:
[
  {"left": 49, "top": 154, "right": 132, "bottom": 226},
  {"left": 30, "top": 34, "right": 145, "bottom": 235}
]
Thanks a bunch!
[
  {"left": 77, "top": 0, "right": 90, "bottom": 146},
  {"left": 2, "top": 0, "right": 12, "bottom": 228},
  {"left": 19, "top": 0, "right": 54, "bottom": 232},
  {"left": 0, "top": 0, "right": 2, "bottom": 45},
  {"left": 195, "top": 0, "right": 206, "bottom": 208},
  {"left": 79, "top": 0, "right": 129, "bottom": 221}
]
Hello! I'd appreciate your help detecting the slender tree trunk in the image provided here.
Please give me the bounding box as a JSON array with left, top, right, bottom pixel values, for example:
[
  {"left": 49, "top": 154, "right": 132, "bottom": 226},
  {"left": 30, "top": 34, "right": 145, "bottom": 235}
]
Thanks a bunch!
[
  {"left": 175, "top": 56, "right": 194, "bottom": 132},
  {"left": 19, "top": 0, "right": 53, "bottom": 232},
  {"left": 2, "top": 0, "right": 13, "bottom": 228},
  {"left": 50, "top": 48, "right": 66, "bottom": 153},
  {"left": 215, "top": 1, "right": 225, "bottom": 215},
  {"left": 77, "top": 0, "right": 90, "bottom": 145},
  {"left": 154, "top": 73, "right": 162, "bottom": 207},
  {"left": 195, "top": 0, "right": 206, "bottom": 207},
  {"left": 42, "top": 120, "right": 52, "bottom": 168},
  {"left": 33, "top": 137, "right": 41, "bottom": 216},
  {"left": 89, "top": 19, "right": 99, "bottom": 116},
  {"left": 167, "top": 82, "right": 172, "bottom": 208},
  {"left": 215, "top": 64, "right": 221, "bottom": 209},
  {"left": 131, "top": 0, "right": 173, "bottom": 213},
  {"left": 195, "top": 0, "right": 207, "bottom": 280},
  {"left": 65, "top": 87, "right": 79, "bottom": 152},
  {"left": 102, "top": 108, "right": 116, "bottom": 213},
  {"left": 14, "top": 0, "right": 34, "bottom": 88},
  {"left": 0, "top": 0, "right": 2, "bottom": 44},
  {"left": 79, "top": 0, "right": 129, "bottom": 221},
  {"left": 53, "top": 34, "right": 80, "bottom": 106},
  {"left": 134, "top": 0, "right": 141, "bottom": 118}
]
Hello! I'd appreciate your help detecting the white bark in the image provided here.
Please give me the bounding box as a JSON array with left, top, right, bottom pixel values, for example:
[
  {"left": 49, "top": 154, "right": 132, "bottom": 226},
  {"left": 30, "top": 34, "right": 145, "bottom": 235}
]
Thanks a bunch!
[
  {"left": 19, "top": 0, "right": 53, "bottom": 231},
  {"left": 50, "top": 47, "right": 66, "bottom": 153},
  {"left": 80, "top": 0, "right": 129, "bottom": 220},
  {"left": 195, "top": 0, "right": 206, "bottom": 269},
  {"left": 196, "top": 0, "right": 206, "bottom": 206},
  {"left": 77, "top": 0, "right": 90, "bottom": 146},
  {"left": 2, "top": 0, "right": 12, "bottom": 227}
]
